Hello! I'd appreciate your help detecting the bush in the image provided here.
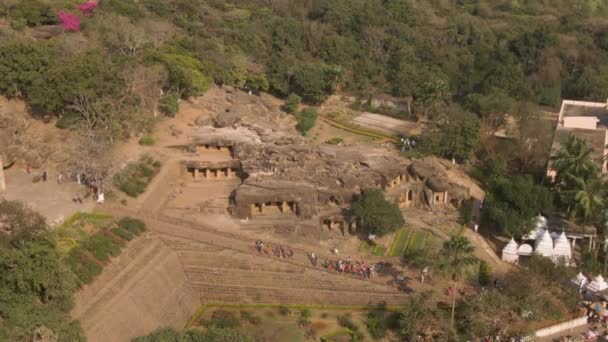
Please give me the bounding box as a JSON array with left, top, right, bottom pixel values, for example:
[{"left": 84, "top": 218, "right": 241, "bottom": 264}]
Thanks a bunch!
[
  {"left": 301, "top": 308, "right": 312, "bottom": 319},
  {"left": 366, "top": 304, "right": 388, "bottom": 339},
  {"left": 160, "top": 93, "right": 180, "bottom": 117},
  {"left": 12, "top": 0, "right": 57, "bottom": 27},
  {"left": 278, "top": 305, "right": 291, "bottom": 316},
  {"left": 82, "top": 232, "right": 122, "bottom": 262},
  {"left": 138, "top": 135, "right": 156, "bottom": 146},
  {"left": 206, "top": 310, "right": 240, "bottom": 329},
  {"left": 111, "top": 227, "right": 135, "bottom": 241},
  {"left": 295, "top": 108, "right": 318, "bottom": 135},
  {"left": 283, "top": 93, "right": 301, "bottom": 113},
  {"left": 119, "top": 217, "right": 146, "bottom": 235},
  {"left": 337, "top": 314, "right": 359, "bottom": 332},
  {"left": 118, "top": 179, "right": 146, "bottom": 197},
  {"left": 478, "top": 260, "right": 492, "bottom": 286},
  {"left": 66, "top": 248, "right": 103, "bottom": 285}
]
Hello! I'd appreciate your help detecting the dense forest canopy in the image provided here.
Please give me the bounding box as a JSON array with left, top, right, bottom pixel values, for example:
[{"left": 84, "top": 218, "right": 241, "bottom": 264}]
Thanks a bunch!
[{"left": 1, "top": 0, "right": 608, "bottom": 135}]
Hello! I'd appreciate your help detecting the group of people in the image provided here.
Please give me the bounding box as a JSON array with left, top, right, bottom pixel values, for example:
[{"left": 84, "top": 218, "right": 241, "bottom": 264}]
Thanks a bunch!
[
  {"left": 253, "top": 240, "right": 293, "bottom": 259},
  {"left": 32, "top": 167, "right": 105, "bottom": 204},
  {"left": 321, "top": 257, "right": 377, "bottom": 279}
]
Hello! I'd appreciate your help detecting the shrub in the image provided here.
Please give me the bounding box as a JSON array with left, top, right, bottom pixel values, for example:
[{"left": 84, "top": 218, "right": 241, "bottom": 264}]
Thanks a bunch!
[
  {"left": 111, "top": 227, "right": 135, "bottom": 241},
  {"left": 337, "top": 314, "right": 359, "bottom": 332},
  {"left": 478, "top": 260, "right": 492, "bottom": 286},
  {"left": 295, "top": 108, "right": 318, "bottom": 135},
  {"left": 82, "top": 232, "right": 122, "bottom": 262},
  {"left": 12, "top": 0, "right": 57, "bottom": 27},
  {"left": 366, "top": 304, "right": 388, "bottom": 339},
  {"left": 301, "top": 308, "right": 312, "bottom": 319},
  {"left": 245, "top": 73, "right": 269, "bottom": 91},
  {"left": 326, "top": 137, "right": 343, "bottom": 145},
  {"left": 100, "top": 0, "right": 145, "bottom": 21},
  {"left": 139, "top": 135, "right": 156, "bottom": 146},
  {"left": 160, "top": 93, "right": 180, "bottom": 117},
  {"left": 283, "top": 93, "right": 301, "bottom": 113},
  {"left": 152, "top": 160, "right": 162, "bottom": 168},
  {"left": 138, "top": 164, "right": 155, "bottom": 178},
  {"left": 206, "top": 310, "right": 240, "bottom": 329},
  {"left": 66, "top": 248, "right": 103, "bottom": 285},
  {"left": 118, "top": 179, "right": 146, "bottom": 197},
  {"left": 278, "top": 305, "right": 291, "bottom": 316},
  {"left": 119, "top": 217, "right": 146, "bottom": 235}
]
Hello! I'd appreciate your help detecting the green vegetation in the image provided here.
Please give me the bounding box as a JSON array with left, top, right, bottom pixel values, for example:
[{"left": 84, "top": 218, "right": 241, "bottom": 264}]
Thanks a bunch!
[
  {"left": 479, "top": 156, "right": 553, "bottom": 238},
  {"left": 63, "top": 216, "right": 146, "bottom": 286},
  {"left": 326, "top": 137, "right": 344, "bottom": 145},
  {"left": 0, "top": 200, "right": 85, "bottom": 342},
  {"left": 138, "top": 135, "right": 156, "bottom": 146},
  {"left": 478, "top": 261, "right": 492, "bottom": 287},
  {"left": 387, "top": 229, "right": 408, "bottom": 257},
  {"left": 132, "top": 327, "right": 253, "bottom": 342},
  {"left": 283, "top": 93, "right": 301, "bottom": 113},
  {"left": 114, "top": 155, "right": 161, "bottom": 197},
  {"left": 352, "top": 188, "right": 404, "bottom": 237},
  {"left": 294, "top": 108, "right": 318, "bottom": 136}
]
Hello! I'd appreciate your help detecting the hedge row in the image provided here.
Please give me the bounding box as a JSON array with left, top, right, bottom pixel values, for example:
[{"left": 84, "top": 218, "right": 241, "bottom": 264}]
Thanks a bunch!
[{"left": 66, "top": 216, "right": 146, "bottom": 286}]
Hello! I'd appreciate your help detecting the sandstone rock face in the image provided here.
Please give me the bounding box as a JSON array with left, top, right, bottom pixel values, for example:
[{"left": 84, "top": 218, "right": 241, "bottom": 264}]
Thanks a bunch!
[{"left": 186, "top": 125, "right": 484, "bottom": 222}]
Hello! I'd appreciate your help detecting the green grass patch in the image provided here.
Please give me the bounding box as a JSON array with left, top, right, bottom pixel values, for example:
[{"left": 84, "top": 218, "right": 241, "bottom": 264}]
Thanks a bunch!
[
  {"left": 60, "top": 215, "right": 147, "bottom": 286},
  {"left": 114, "top": 155, "right": 161, "bottom": 197},
  {"left": 371, "top": 245, "right": 387, "bottom": 256},
  {"left": 184, "top": 303, "right": 402, "bottom": 329},
  {"left": 321, "top": 329, "right": 358, "bottom": 342},
  {"left": 359, "top": 241, "right": 374, "bottom": 253},
  {"left": 138, "top": 135, "right": 156, "bottom": 146},
  {"left": 405, "top": 230, "right": 428, "bottom": 254},
  {"left": 388, "top": 229, "right": 409, "bottom": 257}
]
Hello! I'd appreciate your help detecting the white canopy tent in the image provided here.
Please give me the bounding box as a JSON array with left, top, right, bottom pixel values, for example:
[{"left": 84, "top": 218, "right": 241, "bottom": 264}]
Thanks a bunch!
[
  {"left": 587, "top": 275, "right": 608, "bottom": 293},
  {"left": 501, "top": 238, "right": 519, "bottom": 263}
]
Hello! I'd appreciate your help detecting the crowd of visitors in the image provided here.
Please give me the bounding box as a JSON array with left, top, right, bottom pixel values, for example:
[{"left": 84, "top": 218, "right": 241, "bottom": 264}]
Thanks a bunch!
[{"left": 32, "top": 167, "right": 105, "bottom": 204}]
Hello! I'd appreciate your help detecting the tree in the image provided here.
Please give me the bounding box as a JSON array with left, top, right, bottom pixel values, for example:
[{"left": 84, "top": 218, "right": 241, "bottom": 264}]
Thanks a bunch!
[
  {"left": 398, "top": 291, "right": 453, "bottom": 341},
  {"left": 294, "top": 108, "right": 318, "bottom": 135},
  {"left": 481, "top": 174, "right": 552, "bottom": 237},
  {"left": 283, "top": 93, "right": 301, "bottom": 113},
  {"left": 0, "top": 39, "right": 56, "bottom": 97},
  {"left": 552, "top": 135, "right": 598, "bottom": 184},
  {"left": 478, "top": 261, "right": 492, "bottom": 287},
  {"left": 563, "top": 174, "right": 606, "bottom": 223},
  {"left": 420, "top": 108, "right": 480, "bottom": 162},
  {"left": 352, "top": 188, "right": 404, "bottom": 237},
  {"left": 0, "top": 201, "right": 84, "bottom": 342},
  {"left": 290, "top": 63, "right": 339, "bottom": 104}
]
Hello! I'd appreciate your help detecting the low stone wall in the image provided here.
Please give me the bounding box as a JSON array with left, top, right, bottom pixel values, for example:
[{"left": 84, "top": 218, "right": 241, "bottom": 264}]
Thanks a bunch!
[{"left": 534, "top": 316, "right": 588, "bottom": 337}]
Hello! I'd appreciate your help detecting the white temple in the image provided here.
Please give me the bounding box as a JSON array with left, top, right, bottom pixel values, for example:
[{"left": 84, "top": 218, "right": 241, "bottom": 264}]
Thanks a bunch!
[
  {"left": 501, "top": 214, "right": 573, "bottom": 265},
  {"left": 571, "top": 272, "right": 589, "bottom": 292},
  {"left": 501, "top": 238, "right": 519, "bottom": 263},
  {"left": 534, "top": 230, "right": 554, "bottom": 257},
  {"left": 587, "top": 274, "right": 608, "bottom": 293}
]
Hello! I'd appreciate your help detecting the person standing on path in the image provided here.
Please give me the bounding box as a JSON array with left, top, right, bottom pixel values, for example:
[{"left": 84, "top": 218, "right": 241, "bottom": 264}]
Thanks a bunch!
[
  {"left": 42, "top": 170, "right": 47, "bottom": 182},
  {"left": 310, "top": 252, "right": 317, "bottom": 266}
]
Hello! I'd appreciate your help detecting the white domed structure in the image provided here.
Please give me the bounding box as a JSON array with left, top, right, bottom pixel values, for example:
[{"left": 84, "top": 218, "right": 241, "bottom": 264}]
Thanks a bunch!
[
  {"left": 524, "top": 214, "right": 548, "bottom": 240},
  {"left": 553, "top": 232, "right": 572, "bottom": 260},
  {"left": 534, "top": 230, "right": 554, "bottom": 257},
  {"left": 571, "top": 272, "right": 588, "bottom": 292},
  {"left": 587, "top": 275, "right": 608, "bottom": 293},
  {"left": 517, "top": 244, "right": 533, "bottom": 256},
  {"left": 501, "top": 238, "right": 519, "bottom": 263}
]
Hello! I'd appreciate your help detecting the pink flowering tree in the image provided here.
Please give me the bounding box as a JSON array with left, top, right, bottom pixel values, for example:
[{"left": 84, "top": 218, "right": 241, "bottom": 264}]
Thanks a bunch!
[
  {"left": 58, "top": 11, "right": 80, "bottom": 32},
  {"left": 77, "top": 1, "right": 98, "bottom": 16}
]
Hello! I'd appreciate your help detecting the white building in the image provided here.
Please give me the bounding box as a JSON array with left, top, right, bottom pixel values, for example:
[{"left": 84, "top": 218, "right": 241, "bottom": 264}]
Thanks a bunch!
[
  {"left": 501, "top": 215, "right": 573, "bottom": 265},
  {"left": 587, "top": 274, "right": 608, "bottom": 293},
  {"left": 571, "top": 272, "right": 589, "bottom": 293},
  {"left": 501, "top": 238, "right": 519, "bottom": 264}
]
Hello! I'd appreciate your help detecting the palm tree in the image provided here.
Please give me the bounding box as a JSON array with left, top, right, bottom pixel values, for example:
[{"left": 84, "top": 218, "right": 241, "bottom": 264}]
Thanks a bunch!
[
  {"left": 564, "top": 174, "right": 606, "bottom": 223},
  {"left": 552, "top": 135, "right": 598, "bottom": 183},
  {"left": 439, "top": 234, "right": 478, "bottom": 330}
]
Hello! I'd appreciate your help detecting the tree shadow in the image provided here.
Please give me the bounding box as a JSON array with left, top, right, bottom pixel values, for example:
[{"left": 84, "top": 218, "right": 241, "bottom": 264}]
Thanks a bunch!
[{"left": 377, "top": 261, "right": 414, "bottom": 293}]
